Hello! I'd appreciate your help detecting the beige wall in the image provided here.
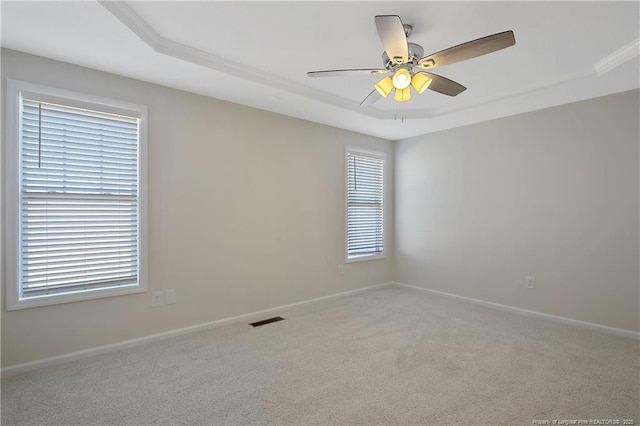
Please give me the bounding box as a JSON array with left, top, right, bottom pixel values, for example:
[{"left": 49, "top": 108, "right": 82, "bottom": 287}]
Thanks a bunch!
[
  {"left": 394, "top": 90, "right": 640, "bottom": 332},
  {"left": 1, "top": 49, "right": 394, "bottom": 367},
  {"left": 2, "top": 48, "right": 638, "bottom": 370}
]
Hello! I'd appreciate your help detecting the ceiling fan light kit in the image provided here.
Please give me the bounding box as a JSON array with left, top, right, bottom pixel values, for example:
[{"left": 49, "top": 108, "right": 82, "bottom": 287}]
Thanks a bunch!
[
  {"left": 308, "top": 15, "right": 516, "bottom": 106},
  {"left": 394, "top": 87, "right": 411, "bottom": 102},
  {"left": 411, "top": 72, "right": 432, "bottom": 95},
  {"left": 374, "top": 76, "right": 394, "bottom": 97},
  {"left": 374, "top": 69, "right": 432, "bottom": 102},
  {"left": 391, "top": 68, "right": 412, "bottom": 89}
]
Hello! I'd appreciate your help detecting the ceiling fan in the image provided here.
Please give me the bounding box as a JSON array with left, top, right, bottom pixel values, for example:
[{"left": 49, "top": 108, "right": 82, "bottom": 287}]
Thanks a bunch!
[{"left": 308, "top": 15, "right": 516, "bottom": 105}]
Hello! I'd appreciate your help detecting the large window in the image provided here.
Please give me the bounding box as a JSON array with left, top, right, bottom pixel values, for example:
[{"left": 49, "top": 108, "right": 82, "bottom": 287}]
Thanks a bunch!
[
  {"left": 5, "top": 80, "right": 147, "bottom": 310},
  {"left": 346, "top": 148, "right": 385, "bottom": 261}
]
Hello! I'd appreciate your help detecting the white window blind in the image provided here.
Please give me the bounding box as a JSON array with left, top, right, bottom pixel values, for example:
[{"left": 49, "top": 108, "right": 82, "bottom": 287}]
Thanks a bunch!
[
  {"left": 20, "top": 99, "right": 140, "bottom": 298},
  {"left": 346, "top": 150, "right": 384, "bottom": 260}
]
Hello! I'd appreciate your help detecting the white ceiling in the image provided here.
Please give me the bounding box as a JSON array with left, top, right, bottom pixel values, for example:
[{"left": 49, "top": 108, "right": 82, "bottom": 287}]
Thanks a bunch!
[{"left": 2, "top": 1, "right": 639, "bottom": 140}]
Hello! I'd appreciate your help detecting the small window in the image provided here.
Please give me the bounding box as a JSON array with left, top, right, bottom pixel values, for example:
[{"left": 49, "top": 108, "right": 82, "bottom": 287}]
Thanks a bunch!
[
  {"left": 5, "top": 80, "right": 147, "bottom": 309},
  {"left": 346, "top": 148, "right": 385, "bottom": 261}
]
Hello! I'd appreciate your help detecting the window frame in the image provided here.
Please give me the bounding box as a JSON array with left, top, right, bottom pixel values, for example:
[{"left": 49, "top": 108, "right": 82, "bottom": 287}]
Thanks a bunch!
[
  {"left": 344, "top": 146, "right": 386, "bottom": 263},
  {"left": 5, "top": 79, "right": 148, "bottom": 310}
]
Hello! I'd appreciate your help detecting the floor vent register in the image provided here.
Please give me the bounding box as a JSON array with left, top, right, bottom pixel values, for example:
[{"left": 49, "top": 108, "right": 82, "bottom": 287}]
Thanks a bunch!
[{"left": 249, "top": 316, "right": 285, "bottom": 327}]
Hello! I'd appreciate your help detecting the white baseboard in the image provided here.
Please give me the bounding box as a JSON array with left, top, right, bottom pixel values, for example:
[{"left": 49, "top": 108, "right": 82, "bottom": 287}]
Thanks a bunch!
[
  {"left": 391, "top": 282, "right": 640, "bottom": 340},
  {"left": 1, "top": 282, "right": 392, "bottom": 378}
]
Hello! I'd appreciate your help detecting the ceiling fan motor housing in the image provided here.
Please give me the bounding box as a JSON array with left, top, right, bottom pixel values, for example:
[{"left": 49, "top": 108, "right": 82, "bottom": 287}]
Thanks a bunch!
[{"left": 382, "top": 42, "right": 425, "bottom": 69}]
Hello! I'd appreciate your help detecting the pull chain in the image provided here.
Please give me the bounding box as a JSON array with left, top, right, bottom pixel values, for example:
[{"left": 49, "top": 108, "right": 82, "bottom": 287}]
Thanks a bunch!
[
  {"left": 353, "top": 156, "right": 357, "bottom": 191},
  {"left": 38, "top": 103, "right": 42, "bottom": 168}
]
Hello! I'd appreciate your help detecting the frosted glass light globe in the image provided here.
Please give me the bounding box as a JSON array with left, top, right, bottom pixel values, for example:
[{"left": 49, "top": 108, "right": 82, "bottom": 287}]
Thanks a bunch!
[{"left": 392, "top": 69, "right": 411, "bottom": 90}]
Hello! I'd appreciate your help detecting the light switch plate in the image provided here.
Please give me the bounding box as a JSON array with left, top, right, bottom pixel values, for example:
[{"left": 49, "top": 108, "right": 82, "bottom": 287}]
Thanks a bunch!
[{"left": 166, "top": 289, "right": 177, "bottom": 305}]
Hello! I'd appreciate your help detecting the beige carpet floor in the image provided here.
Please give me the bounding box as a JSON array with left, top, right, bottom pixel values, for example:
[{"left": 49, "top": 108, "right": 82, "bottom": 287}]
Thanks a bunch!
[{"left": 2, "top": 286, "right": 639, "bottom": 425}]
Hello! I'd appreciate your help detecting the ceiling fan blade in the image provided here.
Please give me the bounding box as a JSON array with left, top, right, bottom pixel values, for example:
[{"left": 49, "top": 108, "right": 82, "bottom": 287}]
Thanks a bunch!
[
  {"left": 360, "top": 89, "right": 382, "bottom": 106},
  {"left": 417, "top": 30, "right": 515, "bottom": 69},
  {"left": 419, "top": 72, "right": 467, "bottom": 96},
  {"left": 375, "top": 15, "right": 408, "bottom": 64},
  {"left": 307, "top": 69, "right": 389, "bottom": 77}
]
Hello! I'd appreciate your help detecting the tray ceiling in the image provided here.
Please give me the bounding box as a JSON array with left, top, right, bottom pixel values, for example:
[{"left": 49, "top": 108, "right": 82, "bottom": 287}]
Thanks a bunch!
[{"left": 2, "top": 1, "right": 638, "bottom": 140}]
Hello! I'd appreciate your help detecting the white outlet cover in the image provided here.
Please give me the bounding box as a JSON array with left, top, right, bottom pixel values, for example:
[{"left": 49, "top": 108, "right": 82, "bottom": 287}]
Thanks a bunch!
[
  {"left": 152, "top": 291, "right": 164, "bottom": 307},
  {"left": 524, "top": 276, "right": 536, "bottom": 289}
]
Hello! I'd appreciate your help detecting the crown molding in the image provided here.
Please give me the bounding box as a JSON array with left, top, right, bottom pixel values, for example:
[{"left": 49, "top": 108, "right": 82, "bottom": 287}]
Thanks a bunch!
[
  {"left": 99, "top": 0, "right": 161, "bottom": 47},
  {"left": 100, "top": 1, "right": 638, "bottom": 124},
  {"left": 428, "top": 68, "right": 595, "bottom": 119},
  {"left": 594, "top": 38, "right": 640, "bottom": 76}
]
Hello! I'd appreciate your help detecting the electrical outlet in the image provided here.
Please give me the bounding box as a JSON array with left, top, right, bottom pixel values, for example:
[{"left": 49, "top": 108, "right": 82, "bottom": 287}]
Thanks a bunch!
[
  {"left": 524, "top": 276, "right": 536, "bottom": 290},
  {"left": 166, "top": 289, "right": 177, "bottom": 305},
  {"left": 338, "top": 264, "right": 345, "bottom": 275},
  {"left": 152, "top": 291, "right": 164, "bottom": 307}
]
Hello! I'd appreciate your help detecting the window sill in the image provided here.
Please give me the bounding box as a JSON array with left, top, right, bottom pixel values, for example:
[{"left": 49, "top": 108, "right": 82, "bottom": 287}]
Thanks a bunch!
[
  {"left": 7, "top": 284, "right": 146, "bottom": 311},
  {"left": 345, "top": 254, "right": 387, "bottom": 264}
]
